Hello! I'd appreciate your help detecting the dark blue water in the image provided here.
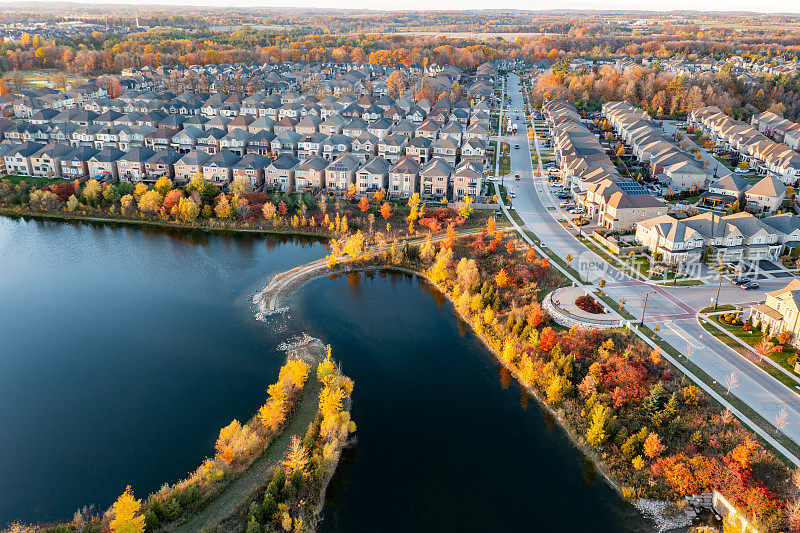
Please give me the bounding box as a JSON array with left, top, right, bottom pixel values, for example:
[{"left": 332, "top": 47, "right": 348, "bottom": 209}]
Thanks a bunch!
[{"left": 0, "top": 216, "right": 646, "bottom": 531}]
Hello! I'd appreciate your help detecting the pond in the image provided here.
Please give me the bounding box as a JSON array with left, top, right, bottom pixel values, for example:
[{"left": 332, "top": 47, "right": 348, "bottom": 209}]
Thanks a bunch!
[{"left": 0, "top": 216, "right": 648, "bottom": 531}]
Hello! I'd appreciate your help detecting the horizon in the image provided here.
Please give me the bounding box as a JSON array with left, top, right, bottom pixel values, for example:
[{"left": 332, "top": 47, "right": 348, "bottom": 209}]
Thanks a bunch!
[{"left": 9, "top": 0, "right": 800, "bottom": 16}]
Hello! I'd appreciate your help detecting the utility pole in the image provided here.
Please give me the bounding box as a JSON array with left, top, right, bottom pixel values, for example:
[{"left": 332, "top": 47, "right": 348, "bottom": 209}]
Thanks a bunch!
[
  {"left": 714, "top": 275, "right": 723, "bottom": 310},
  {"left": 640, "top": 291, "right": 654, "bottom": 326}
]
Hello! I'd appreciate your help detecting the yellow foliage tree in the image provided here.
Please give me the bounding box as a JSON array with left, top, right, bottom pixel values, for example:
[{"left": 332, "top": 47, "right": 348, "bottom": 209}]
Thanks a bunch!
[
  {"left": 407, "top": 193, "right": 421, "bottom": 221},
  {"left": 137, "top": 190, "right": 163, "bottom": 214},
  {"left": 494, "top": 268, "right": 509, "bottom": 288},
  {"left": 109, "top": 486, "right": 145, "bottom": 533},
  {"left": 283, "top": 435, "right": 309, "bottom": 477},
  {"left": 457, "top": 196, "right": 474, "bottom": 219},
  {"left": 344, "top": 230, "right": 365, "bottom": 258},
  {"left": 427, "top": 246, "right": 453, "bottom": 284},
  {"left": 133, "top": 183, "right": 148, "bottom": 200},
  {"left": 154, "top": 176, "right": 172, "bottom": 197}
]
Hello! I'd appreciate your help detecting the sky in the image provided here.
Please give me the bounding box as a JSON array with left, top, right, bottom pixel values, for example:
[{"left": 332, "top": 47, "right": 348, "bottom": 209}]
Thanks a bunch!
[{"left": 30, "top": 0, "right": 800, "bottom": 13}]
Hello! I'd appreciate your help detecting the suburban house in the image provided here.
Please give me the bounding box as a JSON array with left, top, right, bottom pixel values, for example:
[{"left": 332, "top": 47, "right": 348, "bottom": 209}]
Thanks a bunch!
[
  {"left": 232, "top": 153, "right": 270, "bottom": 188},
  {"left": 635, "top": 211, "right": 784, "bottom": 263},
  {"left": 388, "top": 156, "right": 420, "bottom": 198},
  {"left": 452, "top": 161, "right": 483, "bottom": 199},
  {"left": 700, "top": 174, "right": 751, "bottom": 211},
  {"left": 744, "top": 175, "right": 786, "bottom": 214},
  {"left": 355, "top": 157, "right": 391, "bottom": 193},
  {"left": 420, "top": 157, "right": 453, "bottom": 201},
  {"left": 174, "top": 150, "right": 210, "bottom": 184},
  {"left": 294, "top": 156, "right": 328, "bottom": 192},
  {"left": 750, "top": 279, "right": 800, "bottom": 341},
  {"left": 265, "top": 154, "right": 300, "bottom": 191},
  {"left": 325, "top": 153, "right": 360, "bottom": 191},
  {"left": 202, "top": 149, "right": 242, "bottom": 186}
]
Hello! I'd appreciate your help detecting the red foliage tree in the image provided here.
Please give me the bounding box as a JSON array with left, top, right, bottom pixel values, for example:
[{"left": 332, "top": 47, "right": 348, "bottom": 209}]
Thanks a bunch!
[{"left": 539, "top": 327, "right": 557, "bottom": 352}]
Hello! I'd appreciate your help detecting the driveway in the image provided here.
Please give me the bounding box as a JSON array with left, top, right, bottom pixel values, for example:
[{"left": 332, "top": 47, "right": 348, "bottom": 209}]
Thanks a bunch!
[{"left": 500, "top": 72, "right": 800, "bottom": 451}]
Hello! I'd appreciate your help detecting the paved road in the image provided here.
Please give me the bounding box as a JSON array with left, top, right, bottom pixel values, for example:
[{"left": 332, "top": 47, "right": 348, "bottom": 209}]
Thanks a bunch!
[
  {"left": 662, "top": 120, "right": 732, "bottom": 179},
  {"left": 498, "top": 73, "right": 800, "bottom": 449}
]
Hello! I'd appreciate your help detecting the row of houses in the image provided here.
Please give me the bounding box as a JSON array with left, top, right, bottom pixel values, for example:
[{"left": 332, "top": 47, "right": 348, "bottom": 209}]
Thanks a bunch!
[
  {"left": 751, "top": 111, "right": 800, "bottom": 151},
  {"left": 0, "top": 111, "right": 490, "bottom": 165},
  {"left": 0, "top": 138, "right": 484, "bottom": 200},
  {"left": 688, "top": 106, "right": 800, "bottom": 184},
  {"left": 635, "top": 210, "right": 800, "bottom": 264},
  {"left": 602, "top": 101, "right": 714, "bottom": 191},
  {"left": 543, "top": 99, "right": 668, "bottom": 230}
]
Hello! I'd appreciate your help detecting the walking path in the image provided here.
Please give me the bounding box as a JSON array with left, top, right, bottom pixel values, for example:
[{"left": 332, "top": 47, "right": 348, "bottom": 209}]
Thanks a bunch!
[
  {"left": 173, "top": 340, "right": 326, "bottom": 533},
  {"left": 497, "top": 72, "right": 800, "bottom": 464}
]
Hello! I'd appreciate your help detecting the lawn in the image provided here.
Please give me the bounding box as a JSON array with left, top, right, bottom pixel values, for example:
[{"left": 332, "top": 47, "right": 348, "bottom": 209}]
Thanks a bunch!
[
  {"left": 699, "top": 317, "right": 800, "bottom": 393},
  {"left": 3, "top": 175, "right": 70, "bottom": 186}
]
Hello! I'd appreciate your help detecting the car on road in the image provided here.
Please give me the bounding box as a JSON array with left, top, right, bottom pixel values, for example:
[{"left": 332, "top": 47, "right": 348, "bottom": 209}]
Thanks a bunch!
[
  {"left": 559, "top": 201, "right": 572, "bottom": 207},
  {"left": 731, "top": 277, "right": 751, "bottom": 285},
  {"left": 741, "top": 282, "right": 760, "bottom": 290},
  {"left": 551, "top": 182, "right": 563, "bottom": 188},
  {"left": 514, "top": 174, "right": 520, "bottom": 180},
  {"left": 511, "top": 192, "right": 516, "bottom": 198},
  {"left": 556, "top": 193, "right": 571, "bottom": 199},
  {"left": 515, "top": 144, "right": 520, "bottom": 149}
]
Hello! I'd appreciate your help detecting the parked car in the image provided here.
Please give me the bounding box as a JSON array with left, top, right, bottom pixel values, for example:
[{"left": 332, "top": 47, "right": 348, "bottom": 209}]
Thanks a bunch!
[
  {"left": 556, "top": 193, "right": 571, "bottom": 199},
  {"left": 559, "top": 201, "right": 572, "bottom": 207},
  {"left": 514, "top": 174, "right": 520, "bottom": 180},
  {"left": 569, "top": 208, "right": 584, "bottom": 214},
  {"left": 515, "top": 144, "right": 520, "bottom": 149},
  {"left": 551, "top": 182, "right": 563, "bottom": 188},
  {"left": 741, "top": 282, "right": 760, "bottom": 290},
  {"left": 731, "top": 277, "right": 751, "bottom": 285}
]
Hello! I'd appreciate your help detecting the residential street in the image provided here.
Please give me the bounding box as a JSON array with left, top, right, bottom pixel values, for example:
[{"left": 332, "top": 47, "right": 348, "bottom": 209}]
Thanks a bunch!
[{"left": 494, "top": 73, "right": 800, "bottom": 457}]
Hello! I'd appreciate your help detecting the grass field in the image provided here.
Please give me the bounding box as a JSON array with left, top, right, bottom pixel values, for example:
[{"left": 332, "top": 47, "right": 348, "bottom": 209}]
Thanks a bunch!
[{"left": 3, "top": 175, "right": 70, "bottom": 186}]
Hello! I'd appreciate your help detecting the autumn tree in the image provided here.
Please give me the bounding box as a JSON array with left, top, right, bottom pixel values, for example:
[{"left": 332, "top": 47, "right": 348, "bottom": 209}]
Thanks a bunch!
[
  {"left": 457, "top": 197, "right": 474, "bottom": 219},
  {"left": 380, "top": 202, "right": 392, "bottom": 220},
  {"left": 110, "top": 486, "right": 145, "bottom": 533},
  {"left": 138, "top": 190, "right": 163, "bottom": 214},
  {"left": 358, "top": 196, "right": 370, "bottom": 213},
  {"left": 283, "top": 435, "right": 309, "bottom": 477},
  {"left": 154, "top": 176, "right": 172, "bottom": 197},
  {"left": 407, "top": 193, "right": 422, "bottom": 221},
  {"left": 230, "top": 176, "right": 253, "bottom": 196},
  {"left": 495, "top": 268, "right": 509, "bottom": 288}
]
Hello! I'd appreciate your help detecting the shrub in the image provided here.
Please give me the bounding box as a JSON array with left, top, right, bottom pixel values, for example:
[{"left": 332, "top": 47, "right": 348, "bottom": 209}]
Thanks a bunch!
[{"left": 574, "top": 295, "right": 605, "bottom": 314}]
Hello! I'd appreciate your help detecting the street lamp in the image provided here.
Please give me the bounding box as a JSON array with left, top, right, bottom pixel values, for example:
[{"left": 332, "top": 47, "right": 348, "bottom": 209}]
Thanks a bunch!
[{"left": 714, "top": 274, "right": 723, "bottom": 310}]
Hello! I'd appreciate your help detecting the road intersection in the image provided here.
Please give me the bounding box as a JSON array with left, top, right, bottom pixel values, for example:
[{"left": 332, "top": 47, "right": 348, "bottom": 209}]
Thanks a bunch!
[{"left": 493, "top": 73, "right": 800, "bottom": 458}]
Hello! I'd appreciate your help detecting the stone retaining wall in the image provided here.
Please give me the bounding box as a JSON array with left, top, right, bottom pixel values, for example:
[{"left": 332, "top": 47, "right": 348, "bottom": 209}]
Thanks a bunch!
[{"left": 543, "top": 291, "right": 623, "bottom": 330}]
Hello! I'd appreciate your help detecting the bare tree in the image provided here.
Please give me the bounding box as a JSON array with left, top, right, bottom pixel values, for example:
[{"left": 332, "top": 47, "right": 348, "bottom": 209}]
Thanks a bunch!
[
  {"left": 724, "top": 371, "right": 739, "bottom": 395},
  {"left": 775, "top": 406, "right": 790, "bottom": 435}
]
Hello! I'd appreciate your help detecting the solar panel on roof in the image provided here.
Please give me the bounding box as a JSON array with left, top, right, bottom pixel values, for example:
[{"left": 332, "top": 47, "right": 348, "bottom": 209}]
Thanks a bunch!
[{"left": 617, "top": 182, "right": 649, "bottom": 195}]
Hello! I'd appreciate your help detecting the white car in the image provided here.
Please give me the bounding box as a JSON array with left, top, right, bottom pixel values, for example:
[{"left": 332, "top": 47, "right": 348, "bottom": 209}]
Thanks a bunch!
[
  {"left": 569, "top": 208, "right": 584, "bottom": 214},
  {"left": 551, "top": 182, "right": 563, "bottom": 188},
  {"left": 559, "top": 201, "right": 572, "bottom": 208}
]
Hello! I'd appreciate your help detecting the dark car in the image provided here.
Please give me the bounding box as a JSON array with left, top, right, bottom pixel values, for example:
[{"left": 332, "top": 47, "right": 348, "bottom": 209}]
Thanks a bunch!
[
  {"left": 514, "top": 174, "right": 520, "bottom": 180},
  {"left": 731, "top": 277, "right": 751, "bottom": 285},
  {"left": 515, "top": 144, "right": 520, "bottom": 149},
  {"left": 741, "top": 282, "right": 760, "bottom": 290},
  {"left": 556, "top": 193, "right": 571, "bottom": 199}
]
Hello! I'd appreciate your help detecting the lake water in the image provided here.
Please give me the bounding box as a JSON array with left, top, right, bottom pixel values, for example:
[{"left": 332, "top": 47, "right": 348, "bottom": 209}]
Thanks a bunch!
[{"left": 0, "top": 216, "right": 648, "bottom": 531}]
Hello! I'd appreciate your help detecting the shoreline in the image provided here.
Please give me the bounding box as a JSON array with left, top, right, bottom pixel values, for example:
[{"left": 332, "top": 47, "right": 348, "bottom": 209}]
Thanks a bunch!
[
  {"left": 254, "top": 259, "right": 632, "bottom": 502},
  {"left": 0, "top": 207, "right": 332, "bottom": 240}
]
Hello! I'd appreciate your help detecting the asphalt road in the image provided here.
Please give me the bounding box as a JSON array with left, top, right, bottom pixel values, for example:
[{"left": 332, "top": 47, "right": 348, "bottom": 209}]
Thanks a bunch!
[{"left": 495, "top": 73, "right": 800, "bottom": 449}]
